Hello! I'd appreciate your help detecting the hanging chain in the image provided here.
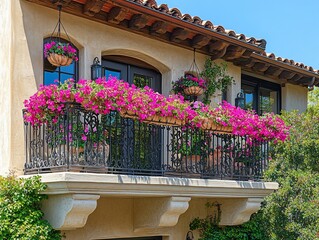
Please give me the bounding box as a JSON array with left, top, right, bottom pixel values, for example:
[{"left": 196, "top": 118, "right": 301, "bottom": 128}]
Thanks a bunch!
[
  {"left": 49, "top": 4, "right": 72, "bottom": 43},
  {"left": 187, "top": 48, "right": 201, "bottom": 77}
]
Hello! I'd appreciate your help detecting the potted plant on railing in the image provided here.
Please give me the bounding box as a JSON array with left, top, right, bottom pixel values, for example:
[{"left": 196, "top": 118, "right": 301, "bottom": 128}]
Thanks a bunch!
[
  {"left": 44, "top": 41, "right": 78, "bottom": 67},
  {"left": 172, "top": 74, "right": 207, "bottom": 97}
]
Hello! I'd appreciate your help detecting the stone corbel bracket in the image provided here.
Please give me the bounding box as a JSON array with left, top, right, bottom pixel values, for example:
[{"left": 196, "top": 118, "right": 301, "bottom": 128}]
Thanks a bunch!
[
  {"left": 219, "top": 198, "right": 263, "bottom": 225},
  {"left": 133, "top": 196, "right": 191, "bottom": 232},
  {"left": 41, "top": 194, "right": 100, "bottom": 230}
]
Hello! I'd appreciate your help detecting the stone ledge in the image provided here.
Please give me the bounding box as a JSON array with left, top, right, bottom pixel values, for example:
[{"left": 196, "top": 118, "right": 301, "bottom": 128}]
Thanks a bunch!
[{"left": 24, "top": 172, "right": 278, "bottom": 198}]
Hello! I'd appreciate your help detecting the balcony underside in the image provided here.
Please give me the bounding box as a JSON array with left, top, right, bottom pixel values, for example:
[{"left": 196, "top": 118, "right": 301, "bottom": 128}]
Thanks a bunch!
[{"left": 23, "top": 172, "right": 278, "bottom": 230}]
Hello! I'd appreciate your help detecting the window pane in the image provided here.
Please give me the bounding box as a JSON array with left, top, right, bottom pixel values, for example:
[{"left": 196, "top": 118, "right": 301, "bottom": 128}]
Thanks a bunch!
[
  {"left": 105, "top": 69, "right": 121, "bottom": 79},
  {"left": 60, "top": 62, "right": 75, "bottom": 74},
  {"left": 259, "top": 87, "right": 278, "bottom": 114},
  {"left": 133, "top": 74, "right": 152, "bottom": 88},
  {"left": 44, "top": 71, "right": 59, "bottom": 85},
  {"left": 242, "top": 84, "right": 256, "bottom": 111}
]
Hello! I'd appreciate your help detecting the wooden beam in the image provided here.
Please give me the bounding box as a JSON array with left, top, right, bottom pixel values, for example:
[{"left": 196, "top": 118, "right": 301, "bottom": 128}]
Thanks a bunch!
[
  {"left": 297, "top": 77, "right": 313, "bottom": 86},
  {"left": 191, "top": 34, "right": 210, "bottom": 49},
  {"left": 170, "top": 28, "right": 189, "bottom": 43},
  {"left": 279, "top": 70, "right": 295, "bottom": 80},
  {"left": 150, "top": 21, "right": 168, "bottom": 35},
  {"left": 51, "top": 0, "right": 73, "bottom": 6},
  {"left": 210, "top": 47, "right": 227, "bottom": 60},
  {"left": 223, "top": 45, "right": 245, "bottom": 60},
  {"left": 107, "top": 6, "right": 127, "bottom": 24},
  {"left": 289, "top": 74, "right": 303, "bottom": 82},
  {"left": 241, "top": 49, "right": 253, "bottom": 58},
  {"left": 233, "top": 58, "right": 255, "bottom": 68},
  {"left": 209, "top": 41, "right": 229, "bottom": 52},
  {"left": 84, "top": 0, "right": 107, "bottom": 16},
  {"left": 129, "top": 14, "right": 148, "bottom": 29},
  {"left": 252, "top": 62, "right": 270, "bottom": 72},
  {"left": 264, "top": 66, "right": 282, "bottom": 77}
]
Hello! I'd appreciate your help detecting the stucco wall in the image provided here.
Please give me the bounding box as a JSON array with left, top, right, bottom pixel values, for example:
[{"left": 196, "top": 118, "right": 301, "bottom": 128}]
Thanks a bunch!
[
  {"left": 62, "top": 197, "right": 211, "bottom": 240},
  {"left": 282, "top": 83, "right": 308, "bottom": 112}
]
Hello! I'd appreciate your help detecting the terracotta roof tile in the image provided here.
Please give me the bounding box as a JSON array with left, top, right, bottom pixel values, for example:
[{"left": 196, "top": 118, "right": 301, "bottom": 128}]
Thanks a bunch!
[
  {"left": 127, "top": 0, "right": 267, "bottom": 49},
  {"left": 260, "top": 51, "right": 318, "bottom": 73},
  {"left": 126, "top": 0, "right": 318, "bottom": 75}
]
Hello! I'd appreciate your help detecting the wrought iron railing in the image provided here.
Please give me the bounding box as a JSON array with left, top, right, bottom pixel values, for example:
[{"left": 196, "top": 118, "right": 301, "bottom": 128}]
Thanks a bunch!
[{"left": 24, "top": 103, "right": 269, "bottom": 180}]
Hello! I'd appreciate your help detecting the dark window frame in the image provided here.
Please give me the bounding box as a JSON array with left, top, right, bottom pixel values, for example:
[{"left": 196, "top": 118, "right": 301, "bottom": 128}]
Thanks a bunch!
[
  {"left": 241, "top": 74, "right": 281, "bottom": 115},
  {"left": 102, "top": 59, "right": 161, "bottom": 93},
  {"left": 43, "top": 37, "right": 79, "bottom": 85}
]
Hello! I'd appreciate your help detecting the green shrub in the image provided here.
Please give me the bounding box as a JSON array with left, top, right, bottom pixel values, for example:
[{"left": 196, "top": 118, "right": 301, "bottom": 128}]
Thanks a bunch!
[{"left": 0, "top": 175, "right": 62, "bottom": 240}]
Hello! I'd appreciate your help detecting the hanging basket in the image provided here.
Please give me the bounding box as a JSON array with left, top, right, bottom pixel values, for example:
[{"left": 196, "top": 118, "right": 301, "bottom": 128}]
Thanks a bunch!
[
  {"left": 183, "top": 86, "right": 204, "bottom": 96},
  {"left": 47, "top": 53, "right": 73, "bottom": 67}
]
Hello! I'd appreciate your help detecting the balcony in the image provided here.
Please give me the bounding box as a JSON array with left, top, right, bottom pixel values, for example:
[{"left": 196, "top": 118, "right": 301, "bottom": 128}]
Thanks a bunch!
[
  {"left": 23, "top": 102, "right": 278, "bottom": 231},
  {"left": 24, "top": 103, "right": 269, "bottom": 181}
]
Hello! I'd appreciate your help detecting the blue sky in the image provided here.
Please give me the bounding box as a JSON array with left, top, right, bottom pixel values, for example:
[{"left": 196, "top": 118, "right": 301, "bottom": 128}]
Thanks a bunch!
[{"left": 160, "top": 0, "right": 319, "bottom": 69}]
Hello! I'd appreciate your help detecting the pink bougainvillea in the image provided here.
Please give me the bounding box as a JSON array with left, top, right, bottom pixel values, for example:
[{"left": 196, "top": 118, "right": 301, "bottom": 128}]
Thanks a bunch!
[{"left": 23, "top": 77, "right": 289, "bottom": 142}]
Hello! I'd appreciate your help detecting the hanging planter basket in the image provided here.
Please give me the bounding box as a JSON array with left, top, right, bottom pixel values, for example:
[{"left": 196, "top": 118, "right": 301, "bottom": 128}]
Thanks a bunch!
[
  {"left": 44, "top": 5, "right": 78, "bottom": 67},
  {"left": 183, "top": 86, "right": 204, "bottom": 96},
  {"left": 47, "top": 53, "right": 73, "bottom": 67},
  {"left": 172, "top": 49, "right": 206, "bottom": 100}
]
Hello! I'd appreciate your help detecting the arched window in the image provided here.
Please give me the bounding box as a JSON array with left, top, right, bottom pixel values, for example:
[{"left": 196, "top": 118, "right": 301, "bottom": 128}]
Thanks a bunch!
[{"left": 43, "top": 38, "right": 79, "bottom": 85}]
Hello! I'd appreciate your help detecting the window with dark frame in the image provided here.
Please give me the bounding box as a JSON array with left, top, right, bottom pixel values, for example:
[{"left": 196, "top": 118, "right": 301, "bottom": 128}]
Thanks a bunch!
[
  {"left": 43, "top": 38, "right": 79, "bottom": 85},
  {"left": 241, "top": 74, "right": 281, "bottom": 115}
]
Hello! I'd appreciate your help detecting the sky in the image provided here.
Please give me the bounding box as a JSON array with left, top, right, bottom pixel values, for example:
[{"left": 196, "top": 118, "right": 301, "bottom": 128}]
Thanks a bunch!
[{"left": 159, "top": 0, "right": 319, "bottom": 69}]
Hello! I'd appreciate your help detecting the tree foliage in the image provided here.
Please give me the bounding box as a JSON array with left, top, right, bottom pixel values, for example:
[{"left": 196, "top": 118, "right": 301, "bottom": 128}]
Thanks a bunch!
[{"left": 0, "top": 176, "right": 62, "bottom": 240}]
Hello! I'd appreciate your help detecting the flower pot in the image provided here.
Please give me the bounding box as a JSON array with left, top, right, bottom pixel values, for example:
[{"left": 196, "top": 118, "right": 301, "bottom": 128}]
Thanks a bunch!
[
  {"left": 183, "top": 86, "right": 204, "bottom": 96},
  {"left": 199, "top": 118, "right": 233, "bottom": 133},
  {"left": 145, "top": 115, "right": 184, "bottom": 126},
  {"left": 47, "top": 53, "right": 73, "bottom": 67},
  {"left": 119, "top": 109, "right": 139, "bottom": 120}
]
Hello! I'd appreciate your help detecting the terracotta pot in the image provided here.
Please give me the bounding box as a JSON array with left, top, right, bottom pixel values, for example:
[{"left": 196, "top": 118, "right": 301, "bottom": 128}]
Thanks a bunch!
[
  {"left": 119, "top": 109, "right": 139, "bottom": 120},
  {"left": 199, "top": 118, "right": 232, "bottom": 133},
  {"left": 183, "top": 86, "right": 204, "bottom": 96},
  {"left": 47, "top": 53, "right": 73, "bottom": 67}
]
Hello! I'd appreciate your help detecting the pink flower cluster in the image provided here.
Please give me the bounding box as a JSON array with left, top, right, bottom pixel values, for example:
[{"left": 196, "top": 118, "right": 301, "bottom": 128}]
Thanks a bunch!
[
  {"left": 75, "top": 77, "right": 197, "bottom": 122},
  {"left": 216, "top": 101, "right": 290, "bottom": 142},
  {"left": 23, "top": 77, "right": 289, "bottom": 142},
  {"left": 184, "top": 75, "right": 207, "bottom": 88},
  {"left": 44, "top": 41, "right": 78, "bottom": 61},
  {"left": 172, "top": 74, "right": 206, "bottom": 94}
]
